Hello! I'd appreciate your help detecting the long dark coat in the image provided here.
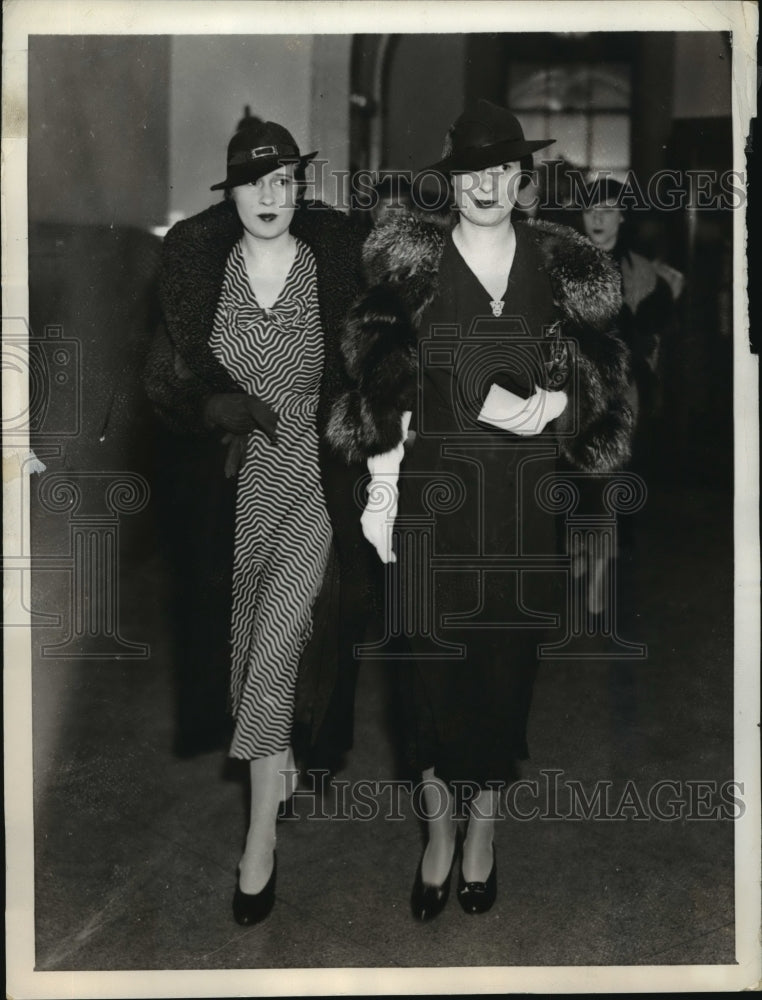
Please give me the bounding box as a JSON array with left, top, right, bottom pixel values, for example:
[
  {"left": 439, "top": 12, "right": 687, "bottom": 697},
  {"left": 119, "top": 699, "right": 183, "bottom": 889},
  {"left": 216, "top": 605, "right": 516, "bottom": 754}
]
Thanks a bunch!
[{"left": 143, "top": 199, "right": 370, "bottom": 760}]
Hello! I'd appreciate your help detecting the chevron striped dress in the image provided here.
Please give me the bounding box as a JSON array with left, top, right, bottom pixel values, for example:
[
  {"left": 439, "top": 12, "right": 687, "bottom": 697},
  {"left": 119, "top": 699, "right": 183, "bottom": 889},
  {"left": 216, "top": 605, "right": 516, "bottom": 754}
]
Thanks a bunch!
[{"left": 210, "top": 238, "right": 331, "bottom": 760}]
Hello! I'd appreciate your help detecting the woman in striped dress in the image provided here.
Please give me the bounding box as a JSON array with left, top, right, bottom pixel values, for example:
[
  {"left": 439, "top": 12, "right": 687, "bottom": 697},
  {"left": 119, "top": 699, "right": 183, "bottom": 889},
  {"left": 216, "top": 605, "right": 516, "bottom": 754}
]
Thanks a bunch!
[
  {"left": 210, "top": 216, "right": 332, "bottom": 926},
  {"left": 211, "top": 236, "right": 331, "bottom": 765},
  {"left": 145, "top": 119, "right": 365, "bottom": 926}
]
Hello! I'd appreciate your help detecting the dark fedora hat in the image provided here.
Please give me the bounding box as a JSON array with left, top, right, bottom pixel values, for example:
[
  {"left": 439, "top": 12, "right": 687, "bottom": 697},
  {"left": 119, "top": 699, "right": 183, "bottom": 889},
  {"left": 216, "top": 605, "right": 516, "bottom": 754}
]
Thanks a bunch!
[
  {"left": 210, "top": 120, "right": 317, "bottom": 191},
  {"left": 582, "top": 176, "right": 626, "bottom": 207},
  {"left": 422, "top": 99, "right": 554, "bottom": 174}
]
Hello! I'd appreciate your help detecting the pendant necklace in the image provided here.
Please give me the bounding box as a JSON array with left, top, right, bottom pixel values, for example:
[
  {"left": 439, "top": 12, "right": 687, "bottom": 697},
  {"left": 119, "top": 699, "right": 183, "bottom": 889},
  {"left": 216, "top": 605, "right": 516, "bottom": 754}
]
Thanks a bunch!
[{"left": 452, "top": 223, "right": 514, "bottom": 318}]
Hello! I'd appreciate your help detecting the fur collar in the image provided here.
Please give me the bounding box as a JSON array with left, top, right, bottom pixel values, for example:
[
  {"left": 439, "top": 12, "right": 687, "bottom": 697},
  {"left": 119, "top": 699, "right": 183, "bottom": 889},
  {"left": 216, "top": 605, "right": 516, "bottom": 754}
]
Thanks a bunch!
[
  {"left": 159, "top": 198, "right": 364, "bottom": 392},
  {"left": 148, "top": 199, "right": 365, "bottom": 434},
  {"left": 362, "top": 212, "right": 621, "bottom": 331}
]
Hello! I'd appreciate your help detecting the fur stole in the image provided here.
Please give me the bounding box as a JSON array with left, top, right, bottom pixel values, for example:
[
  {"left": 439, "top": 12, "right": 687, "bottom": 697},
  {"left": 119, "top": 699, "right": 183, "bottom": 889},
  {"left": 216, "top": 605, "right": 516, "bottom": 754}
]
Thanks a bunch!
[
  {"left": 144, "top": 199, "right": 364, "bottom": 433},
  {"left": 326, "top": 212, "right": 633, "bottom": 472}
]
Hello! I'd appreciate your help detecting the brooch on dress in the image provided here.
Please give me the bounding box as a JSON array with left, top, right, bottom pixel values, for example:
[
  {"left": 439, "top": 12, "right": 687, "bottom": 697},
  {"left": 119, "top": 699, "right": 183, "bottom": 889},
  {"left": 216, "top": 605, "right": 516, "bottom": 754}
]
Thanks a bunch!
[
  {"left": 543, "top": 320, "right": 570, "bottom": 388},
  {"left": 490, "top": 299, "right": 505, "bottom": 317}
]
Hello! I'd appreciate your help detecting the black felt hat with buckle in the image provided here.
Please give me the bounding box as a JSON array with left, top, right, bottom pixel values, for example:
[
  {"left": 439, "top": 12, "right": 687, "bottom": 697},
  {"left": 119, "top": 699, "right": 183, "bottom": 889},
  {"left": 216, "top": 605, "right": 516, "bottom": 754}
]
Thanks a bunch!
[
  {"left": 422, "top": 99, "right": 554, "bottom": 175},
  {"left": 210, "top": 121, "right": 317, "bottom": 191}
]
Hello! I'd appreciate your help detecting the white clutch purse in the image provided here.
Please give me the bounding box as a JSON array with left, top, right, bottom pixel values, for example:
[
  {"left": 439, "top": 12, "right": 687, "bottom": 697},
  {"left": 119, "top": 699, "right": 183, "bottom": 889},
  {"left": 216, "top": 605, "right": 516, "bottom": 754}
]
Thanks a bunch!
[{"left": 477, "top": 383, "right": 568, "bottom": 436}]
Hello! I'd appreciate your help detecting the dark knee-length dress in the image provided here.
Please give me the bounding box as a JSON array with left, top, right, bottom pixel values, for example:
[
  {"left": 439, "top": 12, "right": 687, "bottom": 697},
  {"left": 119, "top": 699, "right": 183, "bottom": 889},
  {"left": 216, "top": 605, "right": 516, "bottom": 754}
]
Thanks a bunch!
[
  {"left": 396, "top": 226, "right": 565, "bottom": 788},
  {"left": 210, "top": 239, "right": 332, "bottom": 760}
]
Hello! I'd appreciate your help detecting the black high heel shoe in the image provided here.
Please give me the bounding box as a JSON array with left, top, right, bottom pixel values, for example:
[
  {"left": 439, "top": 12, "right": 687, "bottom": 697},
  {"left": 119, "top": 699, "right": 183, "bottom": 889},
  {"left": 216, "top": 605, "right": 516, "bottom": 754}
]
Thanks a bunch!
[
  {"left": 410, "top": 831, "right": 460, "bottom": 921},
  {"left": 458, "top": 844, "right": 497, "bottom": 915},
  {"left": 233, "top": 852, "right": 277, "bottom": 926}
]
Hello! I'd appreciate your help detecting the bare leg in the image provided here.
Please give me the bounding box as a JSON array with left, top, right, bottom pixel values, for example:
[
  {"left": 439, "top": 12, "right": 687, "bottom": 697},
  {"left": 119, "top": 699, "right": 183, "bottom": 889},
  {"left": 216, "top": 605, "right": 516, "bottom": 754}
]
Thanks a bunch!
[
  {"left": 281, "top": 744, "right": 297, "bottom": 802},
  {"left": 462, "top": 788, "right": 497, "bottom": 882},
  {"left": 420, "top": 767, "right": 458, "bottom": 885},
  {"left": 238, "top": 747, "right": 287, "bottom": 894}
]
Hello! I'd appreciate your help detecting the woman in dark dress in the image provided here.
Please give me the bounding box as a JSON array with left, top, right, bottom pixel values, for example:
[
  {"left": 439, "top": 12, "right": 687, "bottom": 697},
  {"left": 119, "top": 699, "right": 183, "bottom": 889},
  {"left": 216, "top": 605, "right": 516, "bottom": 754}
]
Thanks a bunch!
[
  {"left": 327, "top": 99, "right": 633, "bottom": 919},
  {"left": 395, "top": 220, "right": 565, "bottom": 784}
]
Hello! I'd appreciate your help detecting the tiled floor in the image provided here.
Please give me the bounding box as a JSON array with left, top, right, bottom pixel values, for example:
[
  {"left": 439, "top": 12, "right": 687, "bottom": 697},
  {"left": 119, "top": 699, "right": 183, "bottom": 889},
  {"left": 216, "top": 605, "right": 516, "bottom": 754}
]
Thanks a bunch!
[{"left": 31, "top": 483, "right": 737, "bottom": 971}]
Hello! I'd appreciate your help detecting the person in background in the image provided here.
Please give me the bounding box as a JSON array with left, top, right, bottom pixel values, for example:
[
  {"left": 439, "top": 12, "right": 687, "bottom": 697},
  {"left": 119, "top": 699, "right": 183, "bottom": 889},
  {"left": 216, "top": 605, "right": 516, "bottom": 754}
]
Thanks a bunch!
[
  {"left": 370, "top": 172, "right": 413, "bottom": 226},
  {"left": 327, "top": 99, "right": 633, "bottom": 921},
  {"left": 513, "top": 154, "right": 580, "bottom": 227},
  {"left": 579, "top": 177, "right": 683, "bottom": 611},
  {"left": 581, "top": 177, "right": 682, "bottom": 443},
  {"left": 144, "top": 118, "right": 367, "bottom": 926},
  {"left": 352, "top": 170, "right": 413, "bottom": 231}
]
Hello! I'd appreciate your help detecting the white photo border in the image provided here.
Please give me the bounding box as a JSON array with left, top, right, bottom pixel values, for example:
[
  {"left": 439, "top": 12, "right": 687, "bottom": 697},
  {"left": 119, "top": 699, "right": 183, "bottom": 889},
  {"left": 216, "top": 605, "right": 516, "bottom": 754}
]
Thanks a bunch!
[{"left": 3, "top": 1, "right": 760, "bottom": 996}]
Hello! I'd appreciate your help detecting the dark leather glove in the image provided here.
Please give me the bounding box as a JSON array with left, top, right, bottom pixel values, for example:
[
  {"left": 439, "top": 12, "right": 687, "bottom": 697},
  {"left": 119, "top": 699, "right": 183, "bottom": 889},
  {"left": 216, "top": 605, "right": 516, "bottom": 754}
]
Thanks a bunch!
[
  {"left": 203, "top": 392, "right": 278, "bottom": 442},
  {"left": 221, "top": 433, "right": 248, "bottom": 479}
]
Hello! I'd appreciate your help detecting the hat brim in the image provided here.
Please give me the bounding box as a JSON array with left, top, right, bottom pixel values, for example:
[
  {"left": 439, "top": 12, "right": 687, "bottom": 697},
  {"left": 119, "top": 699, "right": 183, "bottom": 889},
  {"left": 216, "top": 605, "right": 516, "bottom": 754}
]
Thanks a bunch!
[
  {"left": 210, "top": 150, "right": 318, "bottom": 191},
  {"left": 420, "top": 138, "right": 555, "bottom": 176}
]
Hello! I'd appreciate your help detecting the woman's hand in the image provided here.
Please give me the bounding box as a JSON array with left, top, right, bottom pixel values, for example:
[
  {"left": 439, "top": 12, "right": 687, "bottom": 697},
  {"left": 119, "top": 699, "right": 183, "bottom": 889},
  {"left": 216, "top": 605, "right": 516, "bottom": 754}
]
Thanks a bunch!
[
  {"left": 511, "top": 386, "right": 568, "bottom": 436},
  {"left": 478, "top": 384, "right": 567, "bottom": 436},
  {"left": 361, "top": 477, "right": 400, "bottom": 564},
  {"left": 361, "top": 411, "right": 411, "bottom": 563},
  {"left": 203, "top": 392, "right": 279, "bottom": 442},
  {"left": 221, "top": 433, "right": 248, "bottom": 479}
]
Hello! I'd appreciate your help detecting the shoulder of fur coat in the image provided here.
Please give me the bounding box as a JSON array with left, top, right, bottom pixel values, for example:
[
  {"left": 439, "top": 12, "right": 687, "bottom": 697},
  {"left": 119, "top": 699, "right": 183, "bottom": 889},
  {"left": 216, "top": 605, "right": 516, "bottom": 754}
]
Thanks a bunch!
[
  {"left": 149, "top": 199, "right": 362, "bottom": 433},
  {"left": 326, "top": 211, "right": 633, "bottom": 470},
  {"left": 161, "top": 197, "right": 354, "bottom": 281},
  {"left": 159, "top": 198, "right": 357, "bottom": 359}
]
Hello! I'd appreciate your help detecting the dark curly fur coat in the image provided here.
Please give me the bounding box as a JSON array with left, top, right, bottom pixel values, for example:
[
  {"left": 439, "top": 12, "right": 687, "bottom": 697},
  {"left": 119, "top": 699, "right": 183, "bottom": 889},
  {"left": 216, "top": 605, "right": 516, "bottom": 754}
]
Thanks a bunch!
[
  {"left": 143, "top": 198, "right": 365, "bottom": 434},
  {"left": 325, "top": 212, "right": 634, "bottom": 472},
  {"left": 142, "top": 198, "right": 369, "bottom": 759}
]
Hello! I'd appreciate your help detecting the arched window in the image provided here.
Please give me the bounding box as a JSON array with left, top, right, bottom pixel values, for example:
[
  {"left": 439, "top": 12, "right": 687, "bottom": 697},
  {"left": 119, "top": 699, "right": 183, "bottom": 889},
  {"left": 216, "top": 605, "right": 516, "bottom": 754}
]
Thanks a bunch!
[{"left": 504, "top": 35, "right": 634, "bottom": 179}]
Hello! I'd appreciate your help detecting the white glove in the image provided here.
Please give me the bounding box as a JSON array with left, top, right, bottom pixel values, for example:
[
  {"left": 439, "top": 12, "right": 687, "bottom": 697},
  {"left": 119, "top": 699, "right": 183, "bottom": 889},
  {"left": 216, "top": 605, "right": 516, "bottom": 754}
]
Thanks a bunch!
[
  {"left": 478, "top": 383, "right": 567, "bottom": 436},
  {"left": 361, "top": 411, "right": 412, "bottom": 564}
]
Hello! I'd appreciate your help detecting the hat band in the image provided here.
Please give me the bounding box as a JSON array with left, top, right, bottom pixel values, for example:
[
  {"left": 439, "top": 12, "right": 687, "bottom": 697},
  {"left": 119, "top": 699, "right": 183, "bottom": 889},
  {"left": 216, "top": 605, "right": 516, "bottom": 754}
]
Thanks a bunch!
[
  {"left": 460, "top": 138, "right": 526, "bottom": 157},
  {"left": 229, "top": 144, "right": 299, "bottom": 166}
]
